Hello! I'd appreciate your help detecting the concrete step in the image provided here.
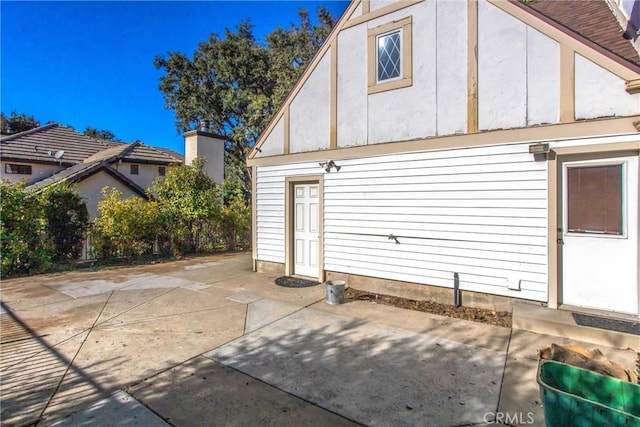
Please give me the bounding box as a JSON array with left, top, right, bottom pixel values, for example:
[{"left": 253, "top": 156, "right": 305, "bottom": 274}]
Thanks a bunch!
[{"left": 512, "top": 302, "right": 639, "bottom": 350}]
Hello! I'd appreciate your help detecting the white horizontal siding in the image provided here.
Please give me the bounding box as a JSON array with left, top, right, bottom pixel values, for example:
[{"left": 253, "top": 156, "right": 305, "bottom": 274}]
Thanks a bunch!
[
  {"left": 255, "top": 162, "right": 320, "bottom": 263},
  {"left": 255, "top": 142, "right": 548, "bottom": 302}
]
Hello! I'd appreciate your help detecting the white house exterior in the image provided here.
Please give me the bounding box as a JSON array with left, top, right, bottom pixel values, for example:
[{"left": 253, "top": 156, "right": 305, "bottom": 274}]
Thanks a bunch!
[{"left": 248, "top": 0, "right": 640, "bottom": 317}]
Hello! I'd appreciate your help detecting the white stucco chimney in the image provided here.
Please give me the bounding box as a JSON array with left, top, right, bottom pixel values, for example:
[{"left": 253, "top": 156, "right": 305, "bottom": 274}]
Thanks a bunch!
[{"left": 184, "top": 123, "right": 225, "bottom": 185}]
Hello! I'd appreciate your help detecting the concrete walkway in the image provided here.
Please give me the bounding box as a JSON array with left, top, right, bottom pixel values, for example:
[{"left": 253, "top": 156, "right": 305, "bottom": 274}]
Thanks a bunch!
[{"left": 1, "top": 253, "right": 636, "bottom": 426}]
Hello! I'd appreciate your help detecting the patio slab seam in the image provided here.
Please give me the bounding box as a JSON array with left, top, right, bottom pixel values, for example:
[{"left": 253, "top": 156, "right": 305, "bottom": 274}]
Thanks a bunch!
[
  {"left": 96, "top": 303, "right": 242, "bottom": 329},
  {"left": 2, "top": 288, "right": 180, "bottom": 373},
  {"left": 38, "top": 291, "right": 114, "bottom": 420},
  {"left": 124, "top": 295, "right": 325, "bottom": 392},
  {"left": 495, "top": 327, "right": 514, "bottom": 418}
]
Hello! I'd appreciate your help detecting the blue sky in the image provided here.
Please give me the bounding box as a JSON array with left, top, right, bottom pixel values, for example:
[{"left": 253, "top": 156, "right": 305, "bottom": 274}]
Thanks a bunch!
[{"left": 1, "top": 1, "right": 349, "bottom": 155}]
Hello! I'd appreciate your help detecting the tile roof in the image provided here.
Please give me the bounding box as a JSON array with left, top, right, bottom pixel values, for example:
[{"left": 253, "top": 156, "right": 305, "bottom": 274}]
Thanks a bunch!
[
  {"left": 526, "top": 0, "right": 640, "bottom": 66},
  {"left": 83, "top": 143, "right": 135, "bottom": 163},
  {"left": 121, "top": 144, "right": 183, "bottom": 164},
  {"left": 1, "top": 123, "right": 183, "bottom": 166},
  {"left": 150, "top": 146, "right": 185, "bottom": 163},
  {"left": 0, "top": 124, "right": 120, "bottom": 165}
]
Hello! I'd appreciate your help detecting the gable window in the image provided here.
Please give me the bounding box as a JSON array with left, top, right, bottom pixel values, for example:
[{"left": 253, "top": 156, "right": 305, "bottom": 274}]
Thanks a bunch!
[
  {"left": 377, "top": 30, "right": 402, "bottom": 82},
  {"left": 130, "top": 164, "right": 139, "bottom": 175},
  {"left": 368, "top": 16, "right": 412, "bottom": 94},
  {"left": 5, "top": 163, "right": 32, "bottom": 175},
  {"left": 158, "top": 166, "right": 166, "bottom": 177}
]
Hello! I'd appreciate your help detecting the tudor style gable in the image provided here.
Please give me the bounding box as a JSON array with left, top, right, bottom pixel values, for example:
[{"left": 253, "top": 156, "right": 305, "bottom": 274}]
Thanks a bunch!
[{"left": 249, "top": 0, "right": 640, "bottom": 163}]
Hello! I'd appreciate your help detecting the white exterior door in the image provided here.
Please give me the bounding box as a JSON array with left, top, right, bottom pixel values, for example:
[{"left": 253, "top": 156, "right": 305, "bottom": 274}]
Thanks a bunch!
[
  {"left": 294, "top": 183, "right": 320, "bottom": 278},
  {"left": 561, "top": 156, "right": 639, "bottom": 315}
]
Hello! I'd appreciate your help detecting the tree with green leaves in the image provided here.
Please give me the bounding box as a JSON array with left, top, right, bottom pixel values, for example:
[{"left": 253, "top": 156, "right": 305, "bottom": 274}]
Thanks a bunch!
[
  {"left": 83, "top": 126, "right": 121, "bottom": 141},
  {"left": 0, "top": 111, "right": 40, "bottom": 135},
  {"left": 154, "top": 8, "right": 336, "bottom": 193},
  {"left": 149, "top": 157, "right": 222, "bottom": 253}
]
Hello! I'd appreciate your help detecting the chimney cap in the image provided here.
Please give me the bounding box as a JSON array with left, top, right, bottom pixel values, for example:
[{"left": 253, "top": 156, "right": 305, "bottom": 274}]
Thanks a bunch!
[
  {"left": 199, "top": 120, "right": 210, "bottom": 132},
  {"left": 184, "top": 127, "right": 228, "bottom": 141}
]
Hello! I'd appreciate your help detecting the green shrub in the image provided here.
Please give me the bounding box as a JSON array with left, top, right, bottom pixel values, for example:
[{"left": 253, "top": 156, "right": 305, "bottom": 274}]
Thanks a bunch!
[
  {"left": 0, "top": 182, "right": 53, "bottom": 275},
  {"left": 42, "top": 183, "right": 89, "bottom": 262},
  {"left": 93, "top": 188, "right": 161, "bottom": 259}
]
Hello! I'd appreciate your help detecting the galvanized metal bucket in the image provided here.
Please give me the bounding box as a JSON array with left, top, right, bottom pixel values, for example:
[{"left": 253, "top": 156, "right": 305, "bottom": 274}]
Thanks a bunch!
[{"left": 325, "top": 280, "right": 346, "bottom": 305}]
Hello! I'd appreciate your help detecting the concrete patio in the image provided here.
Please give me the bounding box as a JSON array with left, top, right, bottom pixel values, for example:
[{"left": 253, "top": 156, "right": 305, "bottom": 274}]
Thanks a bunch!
[{"left": 1, "top": 253, "right": 637, "bottom": 426}]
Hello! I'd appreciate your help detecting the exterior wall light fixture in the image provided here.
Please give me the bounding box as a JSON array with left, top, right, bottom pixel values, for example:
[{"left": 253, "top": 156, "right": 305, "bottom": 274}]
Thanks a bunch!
[
  {"left": 319, "top": 160, "right": 341, "bottom": 173},
  {"left": 528, "top": 143, "right": 550, "bottom": 154}
]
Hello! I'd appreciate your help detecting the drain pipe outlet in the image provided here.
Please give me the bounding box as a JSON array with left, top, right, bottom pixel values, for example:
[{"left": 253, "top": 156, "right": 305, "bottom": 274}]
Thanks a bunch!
[{"left": 453, "top": 272, "right": 461, "bottom": 309}]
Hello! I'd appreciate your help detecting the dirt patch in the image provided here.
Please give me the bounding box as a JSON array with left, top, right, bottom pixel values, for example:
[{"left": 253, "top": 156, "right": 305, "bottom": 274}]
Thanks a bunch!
[{"left": 345, "top": 288, "right": 512, "bottom": 328}]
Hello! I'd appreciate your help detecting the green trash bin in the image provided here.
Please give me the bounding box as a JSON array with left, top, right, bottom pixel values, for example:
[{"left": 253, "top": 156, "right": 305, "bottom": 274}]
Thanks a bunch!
[{"left": 537, "top": 360, "right": 640, "bottom": 427}]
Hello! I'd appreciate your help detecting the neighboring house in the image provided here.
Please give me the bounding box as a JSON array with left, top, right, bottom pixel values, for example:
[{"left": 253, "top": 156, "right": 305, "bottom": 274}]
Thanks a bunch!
[
  {"left": 248, "top": 0, "right": 640, "bottom": 317},
  {"left": 1, "top": 123, "right": 225, "bottom": 219}
]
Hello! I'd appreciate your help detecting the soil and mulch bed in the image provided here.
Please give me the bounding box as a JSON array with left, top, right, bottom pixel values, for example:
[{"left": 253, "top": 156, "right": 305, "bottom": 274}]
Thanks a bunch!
[{"left": 344, "top": 287, "right": 512, "bottom": 328}]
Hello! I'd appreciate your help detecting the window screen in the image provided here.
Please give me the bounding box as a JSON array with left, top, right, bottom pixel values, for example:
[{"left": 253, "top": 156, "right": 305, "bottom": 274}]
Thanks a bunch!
[
  {"left": 567, "top": 164, "right": 623, "bottom": 235},
  {"left": 377, "top": 31, "right": 401, "bottom": 82},
  {"left": 130, "top": 164, "right": 139, "bottom": 175},
  {"left": 158, "top": 166, "right": 166, "bottom": 177}
]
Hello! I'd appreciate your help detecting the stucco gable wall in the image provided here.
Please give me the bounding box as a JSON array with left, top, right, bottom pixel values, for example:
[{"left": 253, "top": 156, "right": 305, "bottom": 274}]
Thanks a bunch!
[
  {"left": 436, "top": 0, "right": 468, "bottom": 136},
  {"left": 478, "top": 0, "right": 560, "bottom": 130},
  {"left": 111, "top": 162, "right": 163, "bottom": 191},
  {"left": 251, "top": 0, "right": 640, "bottom": 161},
  {"left": 77, "top": 171, "right": 141, "bottom": 220},
  {"left": 255, "top": 116, "right": 285, "bottom": 157},
  {"left": 366, "top": 3, "right": 437, "bottom": 144},
  {"left": 575, "top": 54, "right": 640, "bottom": 119},
  {"left": 338, "top": 24, "right": 368, "bottom": 148},
  {"left": 289, "top": 52, "right": 331, "bottom": 154}
]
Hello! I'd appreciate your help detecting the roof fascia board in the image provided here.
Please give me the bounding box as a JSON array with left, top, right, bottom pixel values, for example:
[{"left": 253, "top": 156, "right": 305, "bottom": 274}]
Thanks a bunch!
[
  {"left": 489, "top": 0, "right": 640, "bottom": 80},
  {"left": 28, "top": 162, "right": 104, "bottom": 193},
  {"left": 247, "top": 115, "right": 640, "bottom": 166},
  {"left": 247, "top": 0, "right": 362, "bottom": 160},
  {"left": 56, "top": 163, "right": 149, "bottom": 200},
  {"left": 343, "top": 0, "right": 423, "bottom": 30}
]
